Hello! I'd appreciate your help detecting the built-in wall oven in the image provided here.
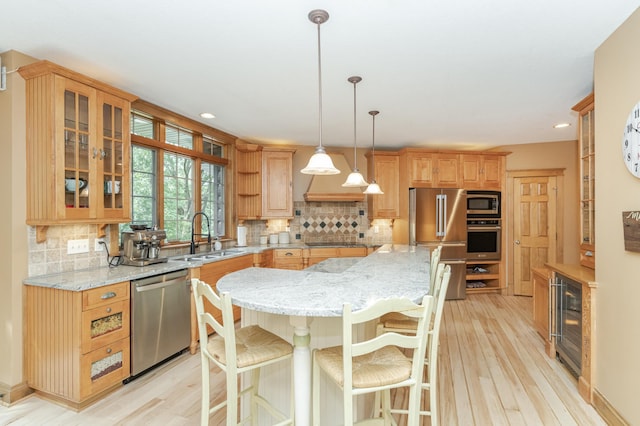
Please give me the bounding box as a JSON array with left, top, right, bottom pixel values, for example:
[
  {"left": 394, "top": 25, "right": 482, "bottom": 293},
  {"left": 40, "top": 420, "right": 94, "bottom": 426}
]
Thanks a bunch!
[{"left": 467, "top": 219, "right": 501, "bottom": 260}]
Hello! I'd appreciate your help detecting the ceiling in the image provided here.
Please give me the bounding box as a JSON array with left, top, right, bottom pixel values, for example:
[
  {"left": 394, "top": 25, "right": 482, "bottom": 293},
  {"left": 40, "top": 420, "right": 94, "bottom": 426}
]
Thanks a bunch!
[{"left": 1, "top": 1, "right": 637, "bottom": 151}]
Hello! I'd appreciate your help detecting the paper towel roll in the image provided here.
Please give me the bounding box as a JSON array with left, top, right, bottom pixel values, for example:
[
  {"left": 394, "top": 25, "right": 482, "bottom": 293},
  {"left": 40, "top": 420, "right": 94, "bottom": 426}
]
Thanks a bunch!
[{"left": 237, "top": 226, "right": 247, "bottom": 247}]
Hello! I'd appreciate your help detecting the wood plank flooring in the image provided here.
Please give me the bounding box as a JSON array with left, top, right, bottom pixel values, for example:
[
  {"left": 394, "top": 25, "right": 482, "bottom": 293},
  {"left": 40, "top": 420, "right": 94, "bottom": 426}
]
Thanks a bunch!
[{"left": 0, "top": 294, "right": 605, "bottom": 425}]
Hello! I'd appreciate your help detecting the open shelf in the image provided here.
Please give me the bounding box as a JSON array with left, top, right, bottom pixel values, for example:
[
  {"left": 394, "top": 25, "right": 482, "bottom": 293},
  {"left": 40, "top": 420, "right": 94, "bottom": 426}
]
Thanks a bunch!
[{"left": 466, "top": 260, "right": 501, "bottom": 294}]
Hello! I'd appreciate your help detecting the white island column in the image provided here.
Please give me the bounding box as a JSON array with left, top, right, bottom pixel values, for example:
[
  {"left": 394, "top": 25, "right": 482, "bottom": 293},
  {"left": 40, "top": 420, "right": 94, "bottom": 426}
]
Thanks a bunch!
[{"left": 290, "top": 315, "right": 312, "bottom": 426}]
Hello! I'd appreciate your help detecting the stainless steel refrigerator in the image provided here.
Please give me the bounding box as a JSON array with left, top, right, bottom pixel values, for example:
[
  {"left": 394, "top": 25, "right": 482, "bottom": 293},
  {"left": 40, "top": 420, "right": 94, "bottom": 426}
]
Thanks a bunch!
[{"left": 409, "top": 188, "right": 467, "bottom": 300}]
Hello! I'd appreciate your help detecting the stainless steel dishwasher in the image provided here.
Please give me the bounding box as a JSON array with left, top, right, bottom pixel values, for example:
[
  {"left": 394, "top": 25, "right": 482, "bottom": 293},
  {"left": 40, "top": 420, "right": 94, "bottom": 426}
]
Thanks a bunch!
[{"left": 129, "top": 268, "right": 191, "bottom": 379}]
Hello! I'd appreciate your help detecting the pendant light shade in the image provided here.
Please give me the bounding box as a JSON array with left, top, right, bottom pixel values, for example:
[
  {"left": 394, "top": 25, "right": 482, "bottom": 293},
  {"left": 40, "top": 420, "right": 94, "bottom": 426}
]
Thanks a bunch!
[
  {"left": 343, "top": 76, "right": 368, "bottom": 187},
  {"left": 363, "top": 110, "right": 384, "bottom": 195},
  {"left": 301, "top": 9, "right": 340, "bottom": 175}
]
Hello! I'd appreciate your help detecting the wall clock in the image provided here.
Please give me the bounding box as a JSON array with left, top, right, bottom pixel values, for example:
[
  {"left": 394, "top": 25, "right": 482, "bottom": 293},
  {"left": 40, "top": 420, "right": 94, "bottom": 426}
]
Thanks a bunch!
[{"left": 622, "top": 101, "right": 640, "bottom": 177}]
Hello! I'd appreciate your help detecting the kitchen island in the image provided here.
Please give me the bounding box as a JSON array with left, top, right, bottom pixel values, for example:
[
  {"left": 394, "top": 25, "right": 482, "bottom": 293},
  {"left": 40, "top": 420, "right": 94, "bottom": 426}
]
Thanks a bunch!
[{"left": 216, "top": 244, "right": 432, "bottom": 426}]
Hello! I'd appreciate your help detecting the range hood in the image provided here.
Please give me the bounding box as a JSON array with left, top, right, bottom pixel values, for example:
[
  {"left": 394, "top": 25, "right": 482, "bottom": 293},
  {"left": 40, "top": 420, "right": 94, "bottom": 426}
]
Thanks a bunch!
[{"left": 304, "top": 153, "right": 366, "bottom": 202}]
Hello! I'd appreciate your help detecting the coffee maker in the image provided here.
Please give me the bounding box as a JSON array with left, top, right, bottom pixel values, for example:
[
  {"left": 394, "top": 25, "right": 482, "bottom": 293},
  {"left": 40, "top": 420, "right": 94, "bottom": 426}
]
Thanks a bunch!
[{"left": 121, "top": 229, "right": 169, "bottom": 266}]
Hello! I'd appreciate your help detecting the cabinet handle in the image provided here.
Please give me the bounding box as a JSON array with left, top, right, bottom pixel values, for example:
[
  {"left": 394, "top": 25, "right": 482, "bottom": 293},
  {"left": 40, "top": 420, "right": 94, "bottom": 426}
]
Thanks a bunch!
[
  {"left": 106, "top": 347, "right": 112, "bottom": 354},
  {"left": 101, "top": 291, "right": 116, "bottom": 300},
  {"left": 106, "top": 307, "right": 112, "bottom": 313},
  {"left": 584, "top": 250, "right": 593, "bottom": 257},
  {"left": 285, "top": 252, "right": 293, "bottom": 256},
  {"left": 100, "top": 149, "right": 106, "bottom": 160}
]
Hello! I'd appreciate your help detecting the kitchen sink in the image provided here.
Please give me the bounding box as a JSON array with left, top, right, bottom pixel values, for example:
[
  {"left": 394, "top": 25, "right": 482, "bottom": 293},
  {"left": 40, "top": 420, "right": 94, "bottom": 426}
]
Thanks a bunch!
[{"left": 171, "top": 248, "right": 246, "bottom": 262}]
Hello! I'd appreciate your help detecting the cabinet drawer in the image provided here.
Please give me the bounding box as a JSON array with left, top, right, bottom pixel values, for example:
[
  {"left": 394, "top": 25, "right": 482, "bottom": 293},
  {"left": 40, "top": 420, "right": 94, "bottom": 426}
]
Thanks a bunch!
[
  {"left": 83, "top": 281, "right": 129, "bottom": 310},
  {"left": 81, "top": 300, "right": 130, "bottom": 354},
  {"left": 338, "top": 247, "right": 367, "bottom": 257},
  {"left": 274, "top": 249, "right": 302, "bottom": 258},
  {"left": 80, "top": 337, "right": 130, "bottom": 399}
]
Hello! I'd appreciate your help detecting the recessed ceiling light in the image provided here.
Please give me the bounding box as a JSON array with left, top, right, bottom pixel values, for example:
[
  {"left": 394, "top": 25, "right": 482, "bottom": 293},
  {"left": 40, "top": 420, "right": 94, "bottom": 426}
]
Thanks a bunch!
[
  {"left": 200, "top": 112, "right": 215, "bottom": 119},
  {"left": 554, "top": 122, "right": 570, "bottom": 129}
]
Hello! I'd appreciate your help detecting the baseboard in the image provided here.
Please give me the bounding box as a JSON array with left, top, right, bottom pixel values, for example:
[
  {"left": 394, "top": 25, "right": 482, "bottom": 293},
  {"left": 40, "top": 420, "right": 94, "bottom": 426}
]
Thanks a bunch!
[
  {"left": 592, "top": 388, "right": 629, "bottom": 426},
  {"left": 0, "top": 381, "right": 33, "bottom": 405}
]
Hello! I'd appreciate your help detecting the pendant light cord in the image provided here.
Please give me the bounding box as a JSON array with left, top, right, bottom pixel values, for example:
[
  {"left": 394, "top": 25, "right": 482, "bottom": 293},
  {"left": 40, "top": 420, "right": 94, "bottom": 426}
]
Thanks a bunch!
[{"left": 316, "top": 20, "right": 323, "bottom": 149}]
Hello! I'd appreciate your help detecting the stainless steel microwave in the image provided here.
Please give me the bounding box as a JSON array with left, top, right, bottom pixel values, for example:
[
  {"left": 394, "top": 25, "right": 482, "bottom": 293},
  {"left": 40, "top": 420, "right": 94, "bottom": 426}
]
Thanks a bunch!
[{"left": 466, "top": 190, "right": 501, "bottom": 218}]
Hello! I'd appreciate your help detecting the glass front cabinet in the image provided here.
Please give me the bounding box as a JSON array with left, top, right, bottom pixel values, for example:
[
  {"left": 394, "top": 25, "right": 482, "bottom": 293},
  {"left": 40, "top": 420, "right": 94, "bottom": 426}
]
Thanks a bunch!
[
  {"left": 20, "top": 61, "right": 137, "bottom": 241},
  {"left": 572, "top": 93, "right": 595, "bottom": 269}
]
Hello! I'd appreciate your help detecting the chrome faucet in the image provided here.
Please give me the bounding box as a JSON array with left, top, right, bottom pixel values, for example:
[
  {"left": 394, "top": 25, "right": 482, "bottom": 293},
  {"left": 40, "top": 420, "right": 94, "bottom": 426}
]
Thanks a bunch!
[{"left": 190, "top": 211, "right": 211, "bottom": 254}]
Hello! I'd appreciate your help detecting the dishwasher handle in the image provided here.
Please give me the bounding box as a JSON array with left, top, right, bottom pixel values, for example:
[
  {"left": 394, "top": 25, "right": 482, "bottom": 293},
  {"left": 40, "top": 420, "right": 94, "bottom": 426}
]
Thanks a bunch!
[{"left": 135, "top": 276, "right": 188, "bottom": 293}]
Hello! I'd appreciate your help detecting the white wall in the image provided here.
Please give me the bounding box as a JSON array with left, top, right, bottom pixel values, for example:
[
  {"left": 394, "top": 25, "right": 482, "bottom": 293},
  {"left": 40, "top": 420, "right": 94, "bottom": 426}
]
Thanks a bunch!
[{"left": 593, "top": 7, "right": 640, "bottom": 424}]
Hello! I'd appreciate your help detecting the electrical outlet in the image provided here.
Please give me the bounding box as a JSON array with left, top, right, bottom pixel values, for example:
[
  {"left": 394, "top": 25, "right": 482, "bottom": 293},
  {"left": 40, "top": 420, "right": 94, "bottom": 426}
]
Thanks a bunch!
[
  {"left": 67, "top": 239, "right": 89, "bottom": 254},
  {"left": 95, "top": 238, "right": 105, "bottom": 252},
  {"left": 374, "top": 225, "right": 380, "bottom": 234}
]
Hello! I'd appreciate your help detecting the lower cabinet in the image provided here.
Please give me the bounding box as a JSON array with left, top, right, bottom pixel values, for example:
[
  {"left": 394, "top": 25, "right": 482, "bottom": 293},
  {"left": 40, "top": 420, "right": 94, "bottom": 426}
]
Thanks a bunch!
[
  {"left": 536, "top": 263, "right": 596, "bottom": 404},
  {"left": 306, "top": 247, "right": 368, "bottom": 267},
  {"left": 465, "top": 260, "right": 502, "bottom": 294},
  {"left": 189, "top": 254, "right": 254, "bottom": 353},
  {"left": 25, "top": 281, "right": 131, "bottom": 408},
  {"left": 531, "top": 267, "right": 551, "bottom": 344},
  {"left": 273, "top": 248, "right": 304, "bottom": 270},
  {"left": 253, "top": 250, "right": 274, "bottom": 268}
]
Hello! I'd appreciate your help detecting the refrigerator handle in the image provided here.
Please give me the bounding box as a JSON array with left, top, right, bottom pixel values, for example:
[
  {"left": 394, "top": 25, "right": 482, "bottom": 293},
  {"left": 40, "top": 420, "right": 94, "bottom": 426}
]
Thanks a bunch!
[{"left": 436, "top": 194, "right": 446, "bottom": 237}]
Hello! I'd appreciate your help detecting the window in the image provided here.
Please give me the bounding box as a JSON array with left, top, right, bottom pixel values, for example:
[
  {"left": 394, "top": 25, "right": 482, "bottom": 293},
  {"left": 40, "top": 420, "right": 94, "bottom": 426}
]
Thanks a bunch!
[
  {"left": 131, "top": 111, "right": 155, "bottom": 138},
  {"left": 163, "top": 152, "right": 194, "bottom": 242},
  {"left": 165, "top": 123, "right": 193, "bottom": 149},
  {"left": 201, "top": 161, "right": 225, "bottom": 236},
  {"left": 131, "top": 145, "right": 157, "bottom": 226},
  {"left": 128, "top": 105, "right": 230, "bottom": 247}
]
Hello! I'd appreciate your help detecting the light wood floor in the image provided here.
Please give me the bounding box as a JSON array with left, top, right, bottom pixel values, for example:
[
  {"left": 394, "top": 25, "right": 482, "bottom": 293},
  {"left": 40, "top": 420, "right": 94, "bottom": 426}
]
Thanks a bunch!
[{"left": 0, "top": 294, "right": 605, "bottom": 425}]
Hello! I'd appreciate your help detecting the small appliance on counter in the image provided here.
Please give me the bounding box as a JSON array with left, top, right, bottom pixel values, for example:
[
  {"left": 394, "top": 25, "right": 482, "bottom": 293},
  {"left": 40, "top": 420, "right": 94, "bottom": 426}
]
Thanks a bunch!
[{"left": 122, "top": 226, "right": 169, "bottom": 266}]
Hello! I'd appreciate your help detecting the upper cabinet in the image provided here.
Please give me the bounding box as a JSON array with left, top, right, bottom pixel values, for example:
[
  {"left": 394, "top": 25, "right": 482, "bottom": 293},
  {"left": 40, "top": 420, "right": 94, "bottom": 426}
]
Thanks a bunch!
[
  {"left": 572, "top": 93, "right": 595, "bottom": 269},
  {"left": 235, "top": 141, "right": 295, "bottom": 220},
  {"left": 366, "top": 151, "right": 400, "bottom": 219},
  {"left": 405, "top": 150, "right": 461, "bottom": 188},
  {"left": 460, "top": 154, "right": 505, "bottom": 189},
  {"left": 19, "top": 61, "right": 137, "bottom": 241},
  {"left": 262, "top": 148, "right": 295, "bottom": 218}
]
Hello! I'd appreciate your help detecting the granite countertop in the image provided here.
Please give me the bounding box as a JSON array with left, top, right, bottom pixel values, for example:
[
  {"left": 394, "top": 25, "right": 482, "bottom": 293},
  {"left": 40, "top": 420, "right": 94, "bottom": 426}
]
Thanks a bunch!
[
  {"left": 216, "top": 244, "right": 431, "bottom": 317},
  {"left": 22, "top": 242, "right": 379, "bottom": 291}
]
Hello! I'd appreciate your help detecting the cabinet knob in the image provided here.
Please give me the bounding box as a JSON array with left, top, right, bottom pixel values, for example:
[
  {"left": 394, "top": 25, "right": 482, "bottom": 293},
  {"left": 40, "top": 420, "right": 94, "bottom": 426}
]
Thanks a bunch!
[
  {"left": 514, "top": 240, "right": 520, "bottom": 245},
  {"left": 106, "top": 307, "right": 112, "bottom": 313},
  {"left": 106, "top": 347, "right": 112, "bottom": 354}
]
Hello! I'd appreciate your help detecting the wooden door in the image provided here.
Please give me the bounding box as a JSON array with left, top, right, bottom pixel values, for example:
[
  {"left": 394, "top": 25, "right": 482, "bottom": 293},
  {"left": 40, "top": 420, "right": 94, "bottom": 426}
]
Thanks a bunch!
[{"left": 509, "top": 170, "right": 563, "bottom": 296}]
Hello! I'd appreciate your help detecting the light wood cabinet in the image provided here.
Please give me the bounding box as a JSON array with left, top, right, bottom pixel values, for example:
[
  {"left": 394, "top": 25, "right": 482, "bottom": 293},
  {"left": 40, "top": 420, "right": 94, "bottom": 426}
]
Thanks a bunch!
[
  {"left": 25, "top": 281, "right": 131, "bottom": 408},
  {"left": 461, "top": 154, "right": 504, "bottom": 189},
  {"left": 306, "top": 246, "right": 368, "bottom": 267},
  {"left": 545, "top": 263, "right": 596, "bottom": 403},
  {"left": 262, "top": 148, "right": 294, "bottom": 218},
  {"left": 273, "top": 248, "right": 304, "bottom": 270},
  {"left": 366, "top": 151, "right": 400, "bottom": 218},
  {"left": 406, "top": 150, "right": 460, "bottom": 188},
  {"left": 235, "top": 142, "right": 295, "bottom": 220},
  {"left": 465, "top": 260, "right": 503, "bottom": 294},
  {"left": 532, "top": 267, "right": 551, "bottom": 342},
  {"left": 19, "top": 61, "right": 137, "bottom": 242},
  {"left": 190, "top": 254, "right": 255, "bottom": 353},
  {"left": 253, "top": 249, "right": 274, "bottom": 268},
  {"left": 572, "top": 94, "right": 595, "bottom": 269}
]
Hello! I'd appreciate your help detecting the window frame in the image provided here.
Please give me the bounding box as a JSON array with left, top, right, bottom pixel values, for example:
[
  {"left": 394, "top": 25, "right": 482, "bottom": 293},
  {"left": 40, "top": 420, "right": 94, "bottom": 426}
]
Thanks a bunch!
[{"left": 130, "top": 100, "right": 233, "bottom": 247}]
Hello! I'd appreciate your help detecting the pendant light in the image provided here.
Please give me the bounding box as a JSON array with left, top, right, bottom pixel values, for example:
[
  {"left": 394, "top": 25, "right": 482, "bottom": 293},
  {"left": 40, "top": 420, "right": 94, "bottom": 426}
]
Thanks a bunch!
[
  {"left": 301, "top": 9, "right": 340, "bottom": 175},
  {"left": 342, "top": 76, "right": 369, "bottom": 187},
  {"left": 363, "top": 110, "right": 384, "bottom": 194}
]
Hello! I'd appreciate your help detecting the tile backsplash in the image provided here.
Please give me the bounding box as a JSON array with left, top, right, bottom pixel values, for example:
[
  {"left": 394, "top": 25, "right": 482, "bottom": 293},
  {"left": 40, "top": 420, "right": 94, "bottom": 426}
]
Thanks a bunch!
[
  {"left": 241, "top": 201, "right": 394, "bottom": 246},
  {"left": 27, "top": 202, "right": 395, "bottom": 276},
  {"left": 27, "top": 224, "right": 112, "bottom": 277}
]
